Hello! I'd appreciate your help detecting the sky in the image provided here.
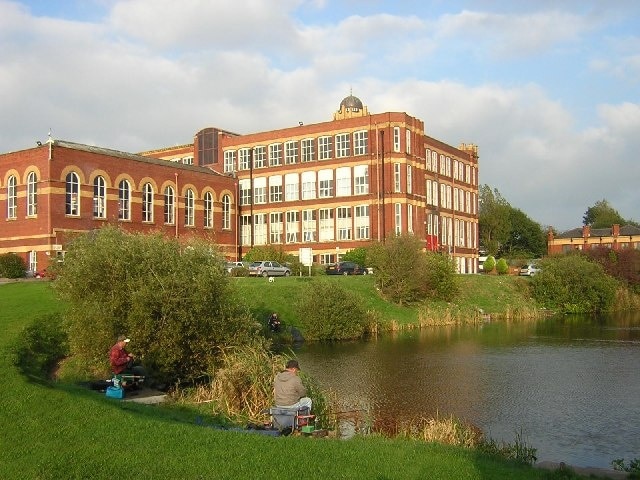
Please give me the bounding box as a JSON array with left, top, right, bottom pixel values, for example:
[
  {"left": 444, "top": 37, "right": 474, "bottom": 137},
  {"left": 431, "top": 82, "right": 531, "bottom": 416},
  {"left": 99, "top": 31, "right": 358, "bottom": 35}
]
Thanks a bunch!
[{"left": 1, "top": 0, "right": 639, "bottom": 230}]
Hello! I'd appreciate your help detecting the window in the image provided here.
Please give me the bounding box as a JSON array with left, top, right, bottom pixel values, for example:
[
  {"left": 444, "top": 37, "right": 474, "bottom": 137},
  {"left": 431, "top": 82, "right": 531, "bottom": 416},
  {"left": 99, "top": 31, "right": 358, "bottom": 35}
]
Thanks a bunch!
[
  {"left": 93, "top": 176, "right": 106, "bottom": 219},
  {"left": 335, "top": 133, "right": 350, "bottom": 158},
  {"left": 302, "top": 209, "right": 316, "bottom": 242},
  {"left": 253, "top": 146, "right": 266, "bottom": 168},
  {"left": 318, "top": 136, "right": 332, "bottom": 160},
  {"left": 454, "top": 187, "right": 459, "bottom": 211},
  {"left": 394, "top": 203, "right": 402, "bottom": 235},
  {"left": 407, "top": 164, "right": 412, "bottom": 194},
  {"left": 285, "top": 141, "right": 298, "bottom": 164},
  {"left": 184, "top": 189, "right": 194, "bottom": 226},
  {"left": 254, "top": 213, "right": 267, "bottom": 245},
  {"left": 394, "top": 163, "right": 401, "bottom": 192},
  {"left": 445, "top": 157, "right": 451, "bottom": 177},
  {"left": 319, "top": 208, "right": 334, "bottom": 241},
  {"left": 353, "top": 130, "right": 368, "bottom": 156},
  {"left": 224, "top": 150, "right": 236, "bottom": 173},
  {"left": 301, "top": 171, "right": 316, "bottom": 200},
  {"left": 164, "top": 186, "right": 175, "bottom": 224},
  {"left": 239, "top": 179, "right": 251, "bottom": 206},
  {"left": 355, "top": 205, "right": 370, "bottom": 240},
  {"left": 253, "top": 177, "right": 266, "bottom": 204},
  {"left": 7, "top": 175, "right": 17, "bottom": 219},
  {"left": 432, "top": 151, "right": 438, "bottom": 172},
  {"left": 142, "top": 183, "right": 154, "bottom": 223},
  {"left": 337, "top": 207, "right": 352, "bottom": 240},
  {"left": 354, "top": 165, "right": 368, "bottom": 195},
  {"left": 270, "top": 212, "right": 283, "bottom": 244},
  {"left": 432, "top": 181, "right": 439, "bottom": 207},
  {"left": 118, "top": 179, "right": 131, "bottom": 221},
  {"left": 318, "top": 169, "right": 333, "bottom": 198},
  {"left": 27, "top": 171, "right": 37, "bottom": 216},
  {"left": 269, "top": 143, "right": 282, "bottom": 167},
  {"left": 222, "top": 194, "right": 230, "bottom": 229},
  {"left": 426, "top": 149, "right": 432, "bottom": 171},
  {"left": 285, "top": 173, "right": 299, "bottom": 201},
  {"left": 393, "top": 127, "right": 400, "bottom": 152},
  {"left": 405, "top": 129, "right": 411, "bottom": 154},
  {"left": 28, "top": 250, "right": 37, "bottom": 273},
  {"left": 240, "top": 215, "right": 251, "bottom": 246},
  {"left": 407, "top": 204, "right": 413, "bottom": 233},
  {"left": 66, "top": 172, "right": 80, "bottom": 216},
  {"left": 286, "top": 211, "right": 299, "bottom": 243},
  {"left": 301, "top": 139, "right": 315, "bottom": 162},
  {"left": 269, "top": 175, "right": 282, "bottom": 203},
  {"left": 336, "top": 167, "right": 351, "bottom": 197},
  {"left": 239, "top": 148, "right": 250, "bottom": 171},
  {"left": 439, "top": 154, "right": 446, "bottom": 175},
  {"left": 204, "top": 192, "right": 213, "bottom": 228}
]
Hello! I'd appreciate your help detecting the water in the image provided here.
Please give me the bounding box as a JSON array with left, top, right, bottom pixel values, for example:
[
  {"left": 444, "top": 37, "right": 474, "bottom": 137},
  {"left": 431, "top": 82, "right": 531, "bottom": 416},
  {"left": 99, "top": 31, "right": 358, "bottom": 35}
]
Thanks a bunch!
[{"left": 295, "top": 313, "right": 640, "bottom": 469}]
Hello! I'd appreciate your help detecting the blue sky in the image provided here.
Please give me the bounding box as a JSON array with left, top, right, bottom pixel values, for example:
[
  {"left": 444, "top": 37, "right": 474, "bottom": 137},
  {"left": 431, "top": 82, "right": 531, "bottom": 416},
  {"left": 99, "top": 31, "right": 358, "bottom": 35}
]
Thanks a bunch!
[{"left": 1, "top": 0, "right": 639, "bottom": 229}]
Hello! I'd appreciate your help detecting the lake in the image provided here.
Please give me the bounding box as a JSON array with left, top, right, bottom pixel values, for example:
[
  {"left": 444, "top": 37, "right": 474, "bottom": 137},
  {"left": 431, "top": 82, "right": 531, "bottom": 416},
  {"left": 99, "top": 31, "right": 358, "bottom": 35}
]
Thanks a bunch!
[{"left": 295, "top": 312, "right": 640, "bottom": 469}]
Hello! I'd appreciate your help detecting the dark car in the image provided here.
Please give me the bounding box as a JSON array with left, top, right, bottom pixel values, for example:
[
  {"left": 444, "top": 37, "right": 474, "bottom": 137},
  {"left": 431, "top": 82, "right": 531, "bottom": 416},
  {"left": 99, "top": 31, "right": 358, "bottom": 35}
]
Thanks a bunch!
[{"left": 325, "top": 261, "right": 366, "bottom": 276}]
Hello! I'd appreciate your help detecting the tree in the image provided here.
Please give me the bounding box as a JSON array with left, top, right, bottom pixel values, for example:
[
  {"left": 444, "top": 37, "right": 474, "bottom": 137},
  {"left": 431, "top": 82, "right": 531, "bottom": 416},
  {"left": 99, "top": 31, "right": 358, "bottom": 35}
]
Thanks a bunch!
[
  {"left": 583, "top": 199, "right": 626, "bottom": 228},
  {"left": 53, "top": 226, "right": 259, "bottom": 384},
  {"left": 479, "top": 185, "right": 511, "bottom": 255},
  {"left": 342, "top": 247, "right": 369, "bottom": 267},
  {"left": 367, "top": 234, "right": 458, "bottom": 304},
  {"left": 502, "top": 208, "right": 546, "bottom": 259}
]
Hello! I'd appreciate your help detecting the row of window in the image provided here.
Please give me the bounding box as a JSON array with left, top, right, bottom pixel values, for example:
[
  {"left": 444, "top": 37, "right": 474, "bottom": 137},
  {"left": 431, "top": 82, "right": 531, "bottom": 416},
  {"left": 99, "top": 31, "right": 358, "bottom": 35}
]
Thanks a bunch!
[
  {"left": 239, "top": 205, "right": 371, "bottom": 245},
  {"left": 426, "top": 213, "right": 478, "bottom": 250},
  {"left": 426, "top": 180, "right": 478, "bottom": 214},
  {"left": 425, "top": 149, "right": 477, "bottom": 185},
  {"left": 4, "top": 173, "right": 38, "bottom": 218},
  {"left": 223, "top": 130, "right": 370, "bottom": 172}
]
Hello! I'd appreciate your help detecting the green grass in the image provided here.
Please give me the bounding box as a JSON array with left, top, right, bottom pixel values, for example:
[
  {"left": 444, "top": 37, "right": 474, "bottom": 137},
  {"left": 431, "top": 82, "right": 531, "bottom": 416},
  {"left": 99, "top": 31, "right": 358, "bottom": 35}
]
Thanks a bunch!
[{"left": 0, "top": 281, "right": 575, "bottom": 480}]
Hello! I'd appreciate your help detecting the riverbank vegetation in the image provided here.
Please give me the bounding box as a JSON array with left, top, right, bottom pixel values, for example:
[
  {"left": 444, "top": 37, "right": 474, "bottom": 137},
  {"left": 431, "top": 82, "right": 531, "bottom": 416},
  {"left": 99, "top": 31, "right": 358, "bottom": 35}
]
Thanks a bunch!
[{"left": 3, "top": 281, "right": 590, "bottom": 480}]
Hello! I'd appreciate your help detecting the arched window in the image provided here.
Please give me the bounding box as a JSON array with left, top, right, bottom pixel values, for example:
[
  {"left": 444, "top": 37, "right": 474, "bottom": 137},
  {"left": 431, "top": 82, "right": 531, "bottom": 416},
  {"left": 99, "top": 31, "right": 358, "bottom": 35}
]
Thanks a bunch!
[
  {"left": 118, "top": 179, "right": 130, "bottom": 221},
  {"left": 65, "top": 172, "right": 80, "bottom": 216},
  {"left": 93, "top": 176, "right": 106, "bottom": 218},
  {"left": 204, "top": 191, "right": 213, "bottom": 228},
  {"left": 7, "top": 175, "right": 17, "bottom": 219},
  {"left": 222, "top": 194, "right": 231, "bottom": 230},
  {"left": 184, "top": 189, "right": 194, "bottom": 226},
  {"left": 164, "top": 186, "right": 175, "bottom": 224},
  {"left": 27, "top": 171, "right": 37, "bottom": 216},
  {"left": 142, "top": 183, "right": 154, "bottom": 223}
]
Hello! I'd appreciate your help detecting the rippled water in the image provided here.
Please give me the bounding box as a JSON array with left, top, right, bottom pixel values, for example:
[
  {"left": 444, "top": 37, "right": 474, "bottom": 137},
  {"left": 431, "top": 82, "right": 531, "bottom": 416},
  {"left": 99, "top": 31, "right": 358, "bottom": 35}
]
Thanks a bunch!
[{"left": 294, "top": 313, "right": 640, "bottom": 469}]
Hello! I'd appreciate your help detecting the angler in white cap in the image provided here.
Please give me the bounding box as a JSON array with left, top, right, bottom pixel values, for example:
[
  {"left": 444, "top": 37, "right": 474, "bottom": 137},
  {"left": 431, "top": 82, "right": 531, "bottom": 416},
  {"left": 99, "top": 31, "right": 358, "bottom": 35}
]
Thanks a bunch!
[{"left": 109, "top": 334, "right": 134, "bottom": 374}]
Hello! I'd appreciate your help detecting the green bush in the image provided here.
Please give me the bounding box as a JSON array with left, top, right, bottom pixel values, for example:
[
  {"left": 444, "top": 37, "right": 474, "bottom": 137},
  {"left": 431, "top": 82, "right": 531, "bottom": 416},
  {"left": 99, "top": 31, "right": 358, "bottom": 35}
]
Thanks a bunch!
[
  {"left": 294, "top": 280, "right": 370, "bottom": 340},
  {"left": 367, "top": 235, "right": 458, "bottom": 304},
  {"left": 13, "top": 312, "right": 69, "bottom": 380},
  {"left": 496, "top": 258, "right": 509, "bottom": 275},
  {"left": 531, "top": 254, "right": 619, "bottom": 313},
  {"left": 0, "top": 253, "right": 27, "bottom": 278},
  {"left": 483, "top": 255, "right": 496, "bottom": 273},
  {"left": 52, "top": 226, "right": 260, "bottom": 385}
]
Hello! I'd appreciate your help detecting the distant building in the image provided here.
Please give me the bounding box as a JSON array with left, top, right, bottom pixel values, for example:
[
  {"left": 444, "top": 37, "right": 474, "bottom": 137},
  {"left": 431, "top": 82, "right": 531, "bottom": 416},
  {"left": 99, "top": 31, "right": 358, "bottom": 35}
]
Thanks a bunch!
[
  {"left": 1, "top": 94, "right": 481, "bottom": 273},
  {"left": 0, "top": 138, "right": 235, "bottom": 274},
  {"left": 547, "top": 224, "right": 640, "bottom": 254},
  {"left": 144, "top": 94, "right": 481, "bottom": 272}
]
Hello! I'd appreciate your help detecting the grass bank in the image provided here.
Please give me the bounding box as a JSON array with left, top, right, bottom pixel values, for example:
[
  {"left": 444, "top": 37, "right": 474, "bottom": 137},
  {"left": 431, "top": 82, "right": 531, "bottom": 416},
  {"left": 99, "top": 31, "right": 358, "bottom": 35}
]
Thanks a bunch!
[
  {"left": 0, "top": 281, "right": 578, "bottom": 480},
  {"left": 237, "top": 273, "right": 541, "bottom": 330}
]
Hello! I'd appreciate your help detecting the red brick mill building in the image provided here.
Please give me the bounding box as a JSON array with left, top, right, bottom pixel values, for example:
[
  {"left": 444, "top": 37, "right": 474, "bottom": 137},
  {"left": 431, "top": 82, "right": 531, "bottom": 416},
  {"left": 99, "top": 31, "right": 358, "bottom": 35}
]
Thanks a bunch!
[{"left": 1, "top": 94, "right": 481, "bottom": 274}]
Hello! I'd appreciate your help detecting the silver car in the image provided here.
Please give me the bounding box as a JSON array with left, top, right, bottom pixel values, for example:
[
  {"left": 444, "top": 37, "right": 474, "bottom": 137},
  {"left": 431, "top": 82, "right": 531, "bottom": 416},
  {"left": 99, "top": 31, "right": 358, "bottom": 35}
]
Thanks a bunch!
[{"left": 248, "top": 261, "right": 291, "bottom": 277}]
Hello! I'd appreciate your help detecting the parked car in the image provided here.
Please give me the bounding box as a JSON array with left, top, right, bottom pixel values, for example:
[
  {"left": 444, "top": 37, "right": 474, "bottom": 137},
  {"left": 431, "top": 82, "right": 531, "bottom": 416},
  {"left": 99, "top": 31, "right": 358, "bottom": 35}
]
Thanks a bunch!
[
  {"left": 519, "top": 264, "right": 541, "bottom": 276},
  {"left": 248, "top": 261, "right": 291, "bottom": 277},
  {"left": 224, "top": 261, "right": 248, "bottom": 274},
  {"left": 325, "top": 261, "right": 367, "bottom": 276}
]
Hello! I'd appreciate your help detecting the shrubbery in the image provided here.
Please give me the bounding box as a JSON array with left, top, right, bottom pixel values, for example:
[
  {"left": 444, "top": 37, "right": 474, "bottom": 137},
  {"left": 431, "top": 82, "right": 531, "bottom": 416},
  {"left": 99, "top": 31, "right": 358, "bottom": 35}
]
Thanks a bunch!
[
  {"left": 53, "top": 226, "right": 260, "bottom": 385},
  {"left": 294, "top": 280, "right": 372, "bottom": 340},
  {"left": 531, "top": 254, "right": 619, "bottom": 313},
  {"left": 483, "top": 255, "right": 496, "bottom": 273},
  {"left": 496, "top": 258, "right": 509, "bottom": 275},
  {"left": 367, "top": 234, "right": 458, "bottom": 304},
  {"left": 13, "top": 313, "right": 69, "bottom": 380},
  {"left": 0, "top": 253, "right": 26, "bottom": 278}
]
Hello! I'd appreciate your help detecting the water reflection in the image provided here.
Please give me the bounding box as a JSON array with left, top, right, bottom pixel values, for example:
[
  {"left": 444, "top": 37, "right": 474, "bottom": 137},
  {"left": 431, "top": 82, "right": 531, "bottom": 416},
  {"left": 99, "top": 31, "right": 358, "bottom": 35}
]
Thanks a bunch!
[{"left": 295, "top": 312, "right": 640, "bottom": 469}]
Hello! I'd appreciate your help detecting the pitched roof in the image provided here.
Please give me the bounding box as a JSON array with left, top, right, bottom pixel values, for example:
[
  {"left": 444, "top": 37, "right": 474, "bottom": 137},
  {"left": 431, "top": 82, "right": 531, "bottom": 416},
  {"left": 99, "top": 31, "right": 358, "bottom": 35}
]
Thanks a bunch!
[{"left": 556, "top": 225, "right": 640, "bottom": 238}]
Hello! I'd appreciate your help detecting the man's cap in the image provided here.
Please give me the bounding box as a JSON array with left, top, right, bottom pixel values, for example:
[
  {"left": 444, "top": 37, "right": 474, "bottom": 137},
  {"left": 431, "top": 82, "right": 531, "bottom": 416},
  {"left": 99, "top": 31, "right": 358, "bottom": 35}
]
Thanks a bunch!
[
  {"left": 286, "top": 359, "right": 299, "bottom": 370},
  {"left": 117, "top": 335, "right": 130, "bottom": 343}
]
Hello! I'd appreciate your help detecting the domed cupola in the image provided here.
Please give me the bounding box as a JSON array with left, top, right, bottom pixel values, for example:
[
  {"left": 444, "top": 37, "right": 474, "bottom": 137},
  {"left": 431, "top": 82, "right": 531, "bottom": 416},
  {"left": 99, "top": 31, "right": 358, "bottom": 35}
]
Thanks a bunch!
[{"left": 334, "top": 90, "right": 369, "bottom": 120}]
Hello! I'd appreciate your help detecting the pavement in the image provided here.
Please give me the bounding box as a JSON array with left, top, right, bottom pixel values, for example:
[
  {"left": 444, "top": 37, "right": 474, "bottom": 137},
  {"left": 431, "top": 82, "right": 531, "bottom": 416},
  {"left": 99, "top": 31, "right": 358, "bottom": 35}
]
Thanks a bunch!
[{"left": 536, "top": 461, "right": 629, "bottom": 479}]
